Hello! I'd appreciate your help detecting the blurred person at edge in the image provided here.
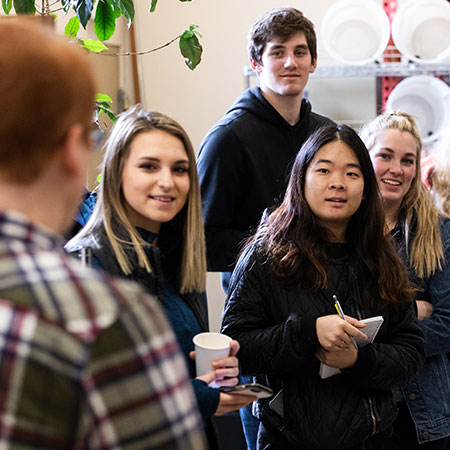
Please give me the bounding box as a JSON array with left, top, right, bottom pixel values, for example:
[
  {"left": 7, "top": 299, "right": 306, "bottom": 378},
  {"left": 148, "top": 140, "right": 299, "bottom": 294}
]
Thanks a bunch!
[
  {"left": 66, "top": 104, "right": 256, "bottom": 449},
  {"left": 361, "top": 111, "right": 450, "bottom": 449},
  {"left": 0, "top": 20, "right": 206, "bottom": 449},
  {"left": 420, "top": 126, "right": 450, "bottom": 218}
]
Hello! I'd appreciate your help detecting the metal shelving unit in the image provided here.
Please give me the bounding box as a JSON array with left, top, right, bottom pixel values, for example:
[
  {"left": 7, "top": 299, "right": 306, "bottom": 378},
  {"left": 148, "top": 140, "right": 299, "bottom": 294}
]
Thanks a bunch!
[
  {"left": 243, "top": 58, "right": 450, "bottom": 121},
  {"left": 243, "top": 60, "right": 450, "bottom": 87},
  {"left": 312, "top": 62, "right": 450, "bottom": 78}
]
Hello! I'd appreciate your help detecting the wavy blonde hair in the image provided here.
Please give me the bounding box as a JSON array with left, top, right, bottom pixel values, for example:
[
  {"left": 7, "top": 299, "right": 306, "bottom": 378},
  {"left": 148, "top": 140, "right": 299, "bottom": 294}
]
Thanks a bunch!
[
  {"left": 360, "top": 111, "right": 443, "bottom": 278},
  {"left": 68, "top": 105, "right": 206, "bottom": 293}
]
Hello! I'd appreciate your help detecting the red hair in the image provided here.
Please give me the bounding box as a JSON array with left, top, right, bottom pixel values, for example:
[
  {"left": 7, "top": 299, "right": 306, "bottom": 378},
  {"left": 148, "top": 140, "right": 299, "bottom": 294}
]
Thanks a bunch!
[{"left": 0, "top": 19, "right": 97, "bottom": 182}]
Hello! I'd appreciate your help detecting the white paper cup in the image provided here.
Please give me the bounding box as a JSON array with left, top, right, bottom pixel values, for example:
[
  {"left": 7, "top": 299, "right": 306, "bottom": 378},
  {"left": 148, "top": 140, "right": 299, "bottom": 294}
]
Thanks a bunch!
[{"left": 193, "top": 332, "right": 232, "bottom": 376}]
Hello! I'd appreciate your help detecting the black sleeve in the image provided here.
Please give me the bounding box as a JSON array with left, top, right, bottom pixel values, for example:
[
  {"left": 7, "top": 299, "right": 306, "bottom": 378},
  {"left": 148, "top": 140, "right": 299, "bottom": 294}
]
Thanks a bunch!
[
  {"left": 342, "top": 301, "right": 425, "bottom": 390},
  {"left": 221, "top": 246, "right": 321, "bottom": 377},
  {"left": 197, "top": 126, "right": 251, "bottom": 272}
]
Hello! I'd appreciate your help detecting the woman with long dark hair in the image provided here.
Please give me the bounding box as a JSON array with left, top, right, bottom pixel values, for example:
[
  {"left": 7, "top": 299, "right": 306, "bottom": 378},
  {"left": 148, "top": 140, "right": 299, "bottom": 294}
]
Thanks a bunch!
[{"left": 221, "top": 124, "right": 425, "bottom": 450}]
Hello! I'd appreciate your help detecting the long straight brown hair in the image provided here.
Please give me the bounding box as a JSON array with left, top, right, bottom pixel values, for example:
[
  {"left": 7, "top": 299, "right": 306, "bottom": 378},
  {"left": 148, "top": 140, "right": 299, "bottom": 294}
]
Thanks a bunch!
[{"left": 67, "top": 105, "right": 206, "bottom": 293}]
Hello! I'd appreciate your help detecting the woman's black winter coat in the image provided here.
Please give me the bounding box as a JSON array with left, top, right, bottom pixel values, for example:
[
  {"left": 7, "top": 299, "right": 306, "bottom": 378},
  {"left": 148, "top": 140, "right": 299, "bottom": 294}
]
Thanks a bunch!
[{"left": 221, "top": 242, "right": 425, "bottom": 450}]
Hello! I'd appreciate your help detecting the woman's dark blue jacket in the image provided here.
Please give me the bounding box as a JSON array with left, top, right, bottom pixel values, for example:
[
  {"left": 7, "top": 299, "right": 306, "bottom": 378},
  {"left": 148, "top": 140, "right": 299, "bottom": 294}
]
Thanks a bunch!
[{"left": 392, "top": 217, "right": 450, "bottom": 444}]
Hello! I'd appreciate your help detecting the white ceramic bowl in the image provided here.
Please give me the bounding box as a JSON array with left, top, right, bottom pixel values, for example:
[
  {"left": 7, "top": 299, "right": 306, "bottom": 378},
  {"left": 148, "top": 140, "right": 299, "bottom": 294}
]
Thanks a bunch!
[
  {"left": 385, "top": 75, "right": 450, "bottom": 144},
  {"left": 392, "top": 0, "right": 450, "bottom": 64},
  {"left": 320, "top": 0, "right": 390, "bottom": 65}
]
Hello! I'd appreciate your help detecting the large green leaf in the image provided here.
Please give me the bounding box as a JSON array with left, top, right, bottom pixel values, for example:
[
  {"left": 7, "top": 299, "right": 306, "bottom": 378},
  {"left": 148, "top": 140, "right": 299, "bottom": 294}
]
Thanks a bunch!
[
  {"left": 81, "top": 38, "right": 108, "bottom": 53},
  {"left": 2, "top": 0, "right": 12, "bottom": 14},
  {"left": 149, "top": 0, "right": 157, "bottom": 13},
  {"left": 94, "top": 0, "right": 116, "bottom": 41},
  {"left": 64, "top": 16, "right": 80, "bottom": 38},
  {"left": 179, "top": 0, "right": 192, "bottom": 2},
  {"left": 110, "top": 1, "right": 122, "bottom": 19},
  {"left": 110, "top": 0, "right": 134, "bottom": 26},
  {"left": 13, "top": 0, "right": 35, "bottom": 13},
  {"left": 179, "top": 27, "right": 202, "bottom": 70},
  {"left": 75, "top": 0, "right": 94, "bottom": 28}
]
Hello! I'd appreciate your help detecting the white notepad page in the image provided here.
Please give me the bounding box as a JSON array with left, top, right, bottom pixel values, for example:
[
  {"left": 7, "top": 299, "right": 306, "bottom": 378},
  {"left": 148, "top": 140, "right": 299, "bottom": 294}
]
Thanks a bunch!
[{"left": 319, "top": 316, "right": 384, "bottom": 379}]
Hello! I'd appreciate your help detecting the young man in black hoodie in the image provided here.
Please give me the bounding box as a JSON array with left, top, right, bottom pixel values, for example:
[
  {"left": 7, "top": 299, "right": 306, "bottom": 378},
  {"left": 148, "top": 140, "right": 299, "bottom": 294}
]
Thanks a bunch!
[
  {"left": 197, "top": 8, "right": 333, "bottom": 449},
  {"left": 197, "top": 7, "right": 333, "bottom": 295}
]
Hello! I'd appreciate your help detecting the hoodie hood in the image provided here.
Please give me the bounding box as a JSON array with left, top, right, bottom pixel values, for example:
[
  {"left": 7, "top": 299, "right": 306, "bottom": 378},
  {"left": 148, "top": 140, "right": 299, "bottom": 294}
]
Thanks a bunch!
[
  {"left": 197, "top": 84, "right": 333, "bottom": 272},
  {"left": 226, "top": 86, "right": 312, "bottom": 129}
]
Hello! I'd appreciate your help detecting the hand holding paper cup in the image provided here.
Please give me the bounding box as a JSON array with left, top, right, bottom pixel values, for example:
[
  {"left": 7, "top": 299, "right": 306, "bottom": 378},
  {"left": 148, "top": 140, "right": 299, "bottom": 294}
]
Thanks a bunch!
[{"left": 193, "top": 332, "right": 232, "bottom": 376}]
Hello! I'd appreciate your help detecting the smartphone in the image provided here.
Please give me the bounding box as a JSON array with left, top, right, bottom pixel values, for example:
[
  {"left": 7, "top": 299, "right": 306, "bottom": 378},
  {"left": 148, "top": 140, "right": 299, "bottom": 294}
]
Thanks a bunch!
[
  {"left": 268, "top": 389, "right": 284, "bottom": 417},
  {"left": 220, "top": 383, "right": 273, "bottom": 399}
]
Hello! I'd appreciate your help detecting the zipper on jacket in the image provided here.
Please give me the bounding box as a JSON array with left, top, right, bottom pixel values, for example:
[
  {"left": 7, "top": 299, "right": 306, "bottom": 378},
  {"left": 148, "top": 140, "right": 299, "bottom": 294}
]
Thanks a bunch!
[
  {"left": 80, "top": 247, "right": 92, "bottom": 267},
  {"left": 353, "top": 280, "right": 378, "bottom": 440},
  {"left": 368, "top": 395, "right": 377, "bottom": 436}
]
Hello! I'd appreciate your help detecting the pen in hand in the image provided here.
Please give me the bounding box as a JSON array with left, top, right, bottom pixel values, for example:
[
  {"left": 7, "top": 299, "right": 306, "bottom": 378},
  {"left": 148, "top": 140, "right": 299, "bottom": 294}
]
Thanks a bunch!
[{"left": 333, "top": 295, "right": 358, "bottom": 350}]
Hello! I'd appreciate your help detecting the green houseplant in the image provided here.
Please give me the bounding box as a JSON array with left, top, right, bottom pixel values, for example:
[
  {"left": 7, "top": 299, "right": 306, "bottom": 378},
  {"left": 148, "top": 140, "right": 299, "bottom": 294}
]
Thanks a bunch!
[
  {"left": 2, "top": 1, "right": 202, "bottom": 68},
  {"left": 1, "top": 1, "right": 202, "bottom": 122}
]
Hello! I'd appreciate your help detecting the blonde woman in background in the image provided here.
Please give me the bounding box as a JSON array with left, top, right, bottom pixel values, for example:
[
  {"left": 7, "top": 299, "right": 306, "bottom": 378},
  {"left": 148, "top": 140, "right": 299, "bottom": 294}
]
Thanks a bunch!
[{"left": 361, "top": 112, "right": 450, "bottom": 449}]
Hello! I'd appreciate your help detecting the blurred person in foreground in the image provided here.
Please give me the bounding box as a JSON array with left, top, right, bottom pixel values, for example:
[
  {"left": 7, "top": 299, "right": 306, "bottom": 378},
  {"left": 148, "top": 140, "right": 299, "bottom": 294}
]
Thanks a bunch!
[{"left": 0, "top": 19, "right": 206, "bottom": 449}]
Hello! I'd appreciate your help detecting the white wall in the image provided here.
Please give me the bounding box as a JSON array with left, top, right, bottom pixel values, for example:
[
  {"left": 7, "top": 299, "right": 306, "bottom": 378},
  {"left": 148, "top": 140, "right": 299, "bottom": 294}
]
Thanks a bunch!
[
  {"left": 133, "top": 1, "right": 379, "bottom": 146},
  {"left": 134, "top": 1, "right": 329, "bottom": 149}
]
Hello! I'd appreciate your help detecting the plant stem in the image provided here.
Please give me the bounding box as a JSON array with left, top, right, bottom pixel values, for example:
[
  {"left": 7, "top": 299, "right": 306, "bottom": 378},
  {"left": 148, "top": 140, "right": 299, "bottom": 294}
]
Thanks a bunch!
[
  {"left": 41, "top": 0, "right": 50, "bottom": 15},
  {"left": 49, "top": 6, "right": 65, "bottom": 13},
  {"left": 99, "top": 35, "right": 182, "bottom": 56}
]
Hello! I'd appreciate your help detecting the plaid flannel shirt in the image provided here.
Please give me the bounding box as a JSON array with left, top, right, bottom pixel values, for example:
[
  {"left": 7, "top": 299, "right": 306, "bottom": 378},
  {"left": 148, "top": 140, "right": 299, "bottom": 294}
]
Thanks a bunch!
[{"left": 0, "top": 210, "right": 206, "bottom": 449}]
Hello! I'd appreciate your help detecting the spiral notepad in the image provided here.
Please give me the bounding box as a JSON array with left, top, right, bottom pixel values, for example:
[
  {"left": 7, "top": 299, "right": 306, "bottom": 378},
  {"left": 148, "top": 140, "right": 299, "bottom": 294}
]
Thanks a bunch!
[
  {"left": 354, "top": 316, "right": 384, "bottom": 347},
  {"left": 319, "top": 316, "right": 384, "bottom": 379}
]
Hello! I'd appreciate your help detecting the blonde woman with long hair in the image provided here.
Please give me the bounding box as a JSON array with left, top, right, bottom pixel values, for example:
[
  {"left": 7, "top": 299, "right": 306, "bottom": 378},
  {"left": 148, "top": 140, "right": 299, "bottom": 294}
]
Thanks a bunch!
[
  {"left": 66, "top": 105, "right": 254, "bottom": 448},
  {"left": 360, "top": 111, "right": 450, "bottom": 449}
]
